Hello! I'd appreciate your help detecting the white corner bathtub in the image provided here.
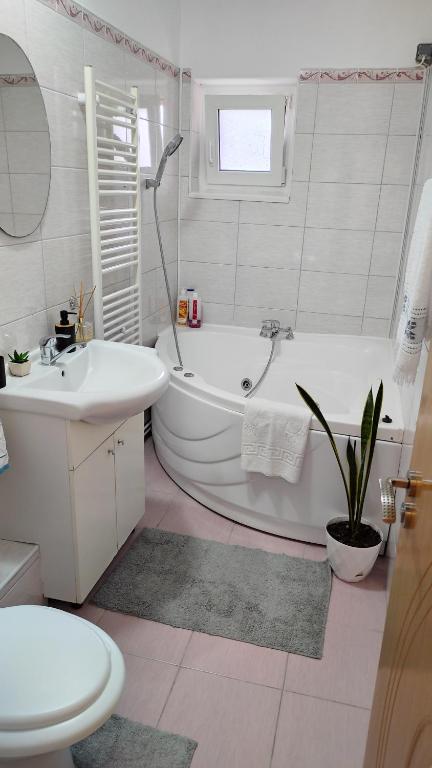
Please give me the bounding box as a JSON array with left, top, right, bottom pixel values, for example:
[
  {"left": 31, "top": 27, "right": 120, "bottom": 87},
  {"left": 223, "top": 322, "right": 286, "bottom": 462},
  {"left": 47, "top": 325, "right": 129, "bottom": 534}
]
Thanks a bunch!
[{"left": 153, "top": 324, "right": 404, "bottom": 544}]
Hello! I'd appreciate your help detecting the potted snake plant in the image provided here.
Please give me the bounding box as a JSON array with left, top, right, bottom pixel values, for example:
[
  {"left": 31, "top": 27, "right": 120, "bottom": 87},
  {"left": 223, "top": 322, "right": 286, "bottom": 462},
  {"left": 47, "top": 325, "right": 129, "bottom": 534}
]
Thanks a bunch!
[{"left": 296, "top": 381, "right": 384, "bottom": 582}]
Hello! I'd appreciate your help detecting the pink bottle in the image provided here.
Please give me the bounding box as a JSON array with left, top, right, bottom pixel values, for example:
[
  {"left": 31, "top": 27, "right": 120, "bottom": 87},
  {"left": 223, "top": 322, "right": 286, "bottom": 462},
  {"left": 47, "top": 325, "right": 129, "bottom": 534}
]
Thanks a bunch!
[{"left": 188, "top": 290, "right": 202, "bottom": 328}]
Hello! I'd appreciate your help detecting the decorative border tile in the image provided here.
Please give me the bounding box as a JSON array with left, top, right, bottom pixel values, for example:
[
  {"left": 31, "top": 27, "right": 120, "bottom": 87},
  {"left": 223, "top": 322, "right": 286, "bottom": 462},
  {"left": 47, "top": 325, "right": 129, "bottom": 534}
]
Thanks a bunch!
[
  {"left": 182, "top": 69, "right": 192, "bottom": 81},
  {"left": 35, "top": 0, "right": 180, "bottom": 78},
  {"left": 0, "top": 74, "right": 37, "bottom": 86},
  {"left": 299, "top": 67, "right": 424, "bottom": 84}
]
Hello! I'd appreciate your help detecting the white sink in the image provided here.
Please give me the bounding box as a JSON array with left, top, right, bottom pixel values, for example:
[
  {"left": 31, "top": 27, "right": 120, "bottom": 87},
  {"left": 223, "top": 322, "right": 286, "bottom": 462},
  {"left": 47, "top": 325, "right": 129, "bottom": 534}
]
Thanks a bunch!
[{"left": 0, "top": 340, "right": 169, "bottom": 423}]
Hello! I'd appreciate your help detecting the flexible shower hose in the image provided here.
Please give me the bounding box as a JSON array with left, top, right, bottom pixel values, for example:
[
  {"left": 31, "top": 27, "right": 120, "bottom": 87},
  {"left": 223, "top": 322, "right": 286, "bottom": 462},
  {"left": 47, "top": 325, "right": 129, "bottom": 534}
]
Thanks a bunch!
[{"left": 244, "top": 338, "right": 276, "bottom": 398}]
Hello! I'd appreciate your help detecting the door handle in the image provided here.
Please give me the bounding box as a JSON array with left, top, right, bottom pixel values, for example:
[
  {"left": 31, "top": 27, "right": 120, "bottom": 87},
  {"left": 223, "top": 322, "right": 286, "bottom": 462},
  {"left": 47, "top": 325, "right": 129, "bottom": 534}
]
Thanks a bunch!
[{"left": 379, "top": 471, "right": 432, "bottom": 527}]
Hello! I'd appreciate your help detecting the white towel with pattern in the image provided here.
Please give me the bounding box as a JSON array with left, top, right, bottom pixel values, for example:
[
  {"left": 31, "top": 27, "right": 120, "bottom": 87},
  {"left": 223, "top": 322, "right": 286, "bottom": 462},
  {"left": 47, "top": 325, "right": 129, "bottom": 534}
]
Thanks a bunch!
[
  {"left": 0, "top": 420, "right": 9, "bottom": 475},
  {"left": 394, "top": 179, "right": 432, "bottom": 385},
  {"left": 241, "top": 397, "right": 311, "bottom": 484}
]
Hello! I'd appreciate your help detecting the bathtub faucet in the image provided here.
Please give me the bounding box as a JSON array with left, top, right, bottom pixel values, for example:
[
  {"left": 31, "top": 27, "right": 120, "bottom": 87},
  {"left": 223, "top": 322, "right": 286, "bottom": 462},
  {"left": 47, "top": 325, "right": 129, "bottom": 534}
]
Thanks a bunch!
[{"left": 260, "top": 320, "right": 294, "bottom": 340}]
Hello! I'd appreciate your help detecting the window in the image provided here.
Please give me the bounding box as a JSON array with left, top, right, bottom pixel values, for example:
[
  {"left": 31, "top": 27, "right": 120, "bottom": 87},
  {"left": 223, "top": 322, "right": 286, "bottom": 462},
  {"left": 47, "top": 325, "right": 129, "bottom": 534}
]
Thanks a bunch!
[{"left": 189, "top": 80, "right": 296, "bottom": 203}]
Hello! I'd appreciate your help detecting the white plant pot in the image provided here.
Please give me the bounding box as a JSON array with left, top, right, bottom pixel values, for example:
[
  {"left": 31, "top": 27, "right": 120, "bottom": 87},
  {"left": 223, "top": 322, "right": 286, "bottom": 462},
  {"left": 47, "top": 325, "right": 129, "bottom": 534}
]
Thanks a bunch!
[
  {"left": 8, "top": 360, "right": 31, "bottom": 377},
  {"left": 326, "top": 515, "right": 383, "bottom": 582}
]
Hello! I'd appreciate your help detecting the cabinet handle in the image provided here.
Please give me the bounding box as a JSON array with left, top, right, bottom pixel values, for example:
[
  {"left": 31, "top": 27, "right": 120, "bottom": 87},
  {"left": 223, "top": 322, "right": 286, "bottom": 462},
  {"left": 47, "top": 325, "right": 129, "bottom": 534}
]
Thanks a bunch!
[
  {"left": 117, "top": 439, "right": 125, "bottom": 446},
  {"left": 107, "top": 448, "right": 115, "bottom": 456}
]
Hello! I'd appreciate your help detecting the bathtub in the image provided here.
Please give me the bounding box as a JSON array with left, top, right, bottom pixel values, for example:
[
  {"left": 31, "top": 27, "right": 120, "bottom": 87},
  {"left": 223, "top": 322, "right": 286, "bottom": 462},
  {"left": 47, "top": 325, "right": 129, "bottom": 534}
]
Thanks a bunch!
[{"left": 153, "top": 324, "right": 404, "bottom": 544}]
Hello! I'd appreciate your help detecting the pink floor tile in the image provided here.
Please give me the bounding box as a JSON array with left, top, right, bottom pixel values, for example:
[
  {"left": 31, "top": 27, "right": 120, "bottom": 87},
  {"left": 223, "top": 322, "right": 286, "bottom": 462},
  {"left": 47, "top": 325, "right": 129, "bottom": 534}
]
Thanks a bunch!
[
  {"left": 302, "top": 542, "right": 328, "bottom": 561},
  {"left": 138, "top": 489, "right": 173, "bottom": 529},
  {"left": 327, "top": 567, "right": 388, "bottom": 631},
  {"left": 182, "top": 632, "right": 287, "bottom": 689},
  {"left": 159, "top": 668, "right": 281, "bottom": 768},
  {"left": 229, "top": 523, "right": 305, "bottom": 557},
  {"left": 115, "top": 653, "right": 178, "bottom": 727},
  {"left": 271, "top": 693, "right": 370, "bottom": 768},
  {"left": 284, "top": 622, "right": 383, "bottom": 708},
  {"left": 99, "top": 610, "right": 192, "bottom": 664},
  {"left": 66, "top": 603, "right": 105, "bottom": 625},
  {"left": 158, "top": 493, "right": 234, "bottom": 543},
  {"left": 145, "top": 440, "right": 179, "bottom": 495}
]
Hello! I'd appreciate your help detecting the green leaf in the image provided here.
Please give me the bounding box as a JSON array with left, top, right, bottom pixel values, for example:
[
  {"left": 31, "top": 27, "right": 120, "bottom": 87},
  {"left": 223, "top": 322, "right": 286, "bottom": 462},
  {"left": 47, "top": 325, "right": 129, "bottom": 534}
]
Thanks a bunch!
[
  {"left": 357, "top": 380, "right": 384, "bottom": 526},
  {"left": 346, "top": 437, "right": 358, "bottom": 533},
  {"left": 356, "top": 388, "right": 374, "bottom": 507},
  {"left": 296, "top": 383, "right": 352, "bottom": 521}
]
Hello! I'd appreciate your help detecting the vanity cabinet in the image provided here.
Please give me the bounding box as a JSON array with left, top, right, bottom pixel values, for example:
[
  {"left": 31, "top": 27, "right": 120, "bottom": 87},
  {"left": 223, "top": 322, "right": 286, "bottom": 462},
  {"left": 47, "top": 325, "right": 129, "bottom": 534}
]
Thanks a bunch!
[{"left": 0, "top": 410, "right": 145, "bottom": 603}]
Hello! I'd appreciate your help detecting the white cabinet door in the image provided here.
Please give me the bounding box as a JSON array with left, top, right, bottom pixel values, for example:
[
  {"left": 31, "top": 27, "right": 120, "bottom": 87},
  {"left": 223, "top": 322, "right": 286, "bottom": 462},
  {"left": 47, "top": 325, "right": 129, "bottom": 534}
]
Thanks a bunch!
[
  {"left": 114, "top": 412, "right": 145, "bottom": 548},
  {"left": 73, "top": 437, "right": 117, "bottom": 602}
]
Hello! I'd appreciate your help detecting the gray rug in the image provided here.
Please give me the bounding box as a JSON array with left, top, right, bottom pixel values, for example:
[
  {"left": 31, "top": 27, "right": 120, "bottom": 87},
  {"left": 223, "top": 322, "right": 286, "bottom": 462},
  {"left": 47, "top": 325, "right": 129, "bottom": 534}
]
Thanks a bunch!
[
  {"left": 92, "top": 528, "right": 332, "bottom": 658},
  {"left": 72, "top": 714, "right": 197, "bottom": 768}
]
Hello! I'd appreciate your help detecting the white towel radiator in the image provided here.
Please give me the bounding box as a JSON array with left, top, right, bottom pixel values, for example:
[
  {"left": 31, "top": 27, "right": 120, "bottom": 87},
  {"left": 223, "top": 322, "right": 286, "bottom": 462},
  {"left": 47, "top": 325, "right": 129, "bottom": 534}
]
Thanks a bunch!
[{"left": 82, "top": 65, "right": 142, "bottom": 344}]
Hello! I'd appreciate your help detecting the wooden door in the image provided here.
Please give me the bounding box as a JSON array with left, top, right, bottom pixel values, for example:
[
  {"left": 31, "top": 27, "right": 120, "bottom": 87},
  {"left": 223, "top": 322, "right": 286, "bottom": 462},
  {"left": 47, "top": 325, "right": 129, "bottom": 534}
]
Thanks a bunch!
[
  {"left": 115, "top": 412, "right": 145, "bottom": 548},
  {"left": 364, "top": 345, "right": 432, "bottom": 768}
]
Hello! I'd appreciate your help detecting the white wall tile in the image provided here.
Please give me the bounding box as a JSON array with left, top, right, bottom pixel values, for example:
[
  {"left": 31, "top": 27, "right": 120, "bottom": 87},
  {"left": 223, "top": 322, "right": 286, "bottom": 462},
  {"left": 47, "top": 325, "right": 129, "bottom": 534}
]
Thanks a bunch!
[
  {"left": 1, "top": 85, "right": 48, "bottom": 131},
  {"left": 362, "top": 317, "right": 390, "bottom": 337},
  {"left": 156, "top": 261, "right": 178, "bottom": 310},
  {"left": 41, "top": 89, "right": 87, "bottom": 169},
  {"left": 202, "top": 302, "right": 234, "bottom": 325},
  {"left": 0, "top": 309, "right": 48, "bottom": 357},
  {"left": 315, "top": 84, "right": 394, "bottom": 134},
  {"left": 295, "top": 84, "right": 318, "bottom": 134},
  {"left": 364, "top": 275, "right": 396, "bottom": 318},
  {"left": 1, "top": 0, "right": 28, "bottom": 49},
  {"left": 5, "top": 131, "right": 50, "bottom": 173},
  {"left": 370, "top": 231, "right": 402, "bottom": 276},
  {"left": 10, "top": 173, "right": 49, "bottom": 215},
  {"left": 83, "top": 30, "right": 125, "bottom": 91},
  {"left": 180, "top": 261, "right": 236, "bottom": 303},
  {"left": 181, "top": 177, "right": 239, "bottom": 222},
  {"left": 0, "top": 174, "right": 12, "bottom": 213},
  {"left": 142, "top": 220, "right": 177, "bottom": 272},
  {"left": 41, "top": 167, "right": 89, "bottom": 239},
  {"left": 382, "top": 135, "right": 416, "bottom": 185},
  {"left": 0, "top": 240, "right": 45, "bottom": 324},
  {"left": 302, "top": 228, "right": 373, "bottom": 274},
  {"left": 390, "top": 84, "right": 423, "bottom": 135},
  {"left": 27, "top": 1, "right": 84, "bottom": 96},
  {"left": 0, "top": 134, "right": 7, "bottom": 173},
  {"left": 298, "top": 271, "right": 367, "bottom": 315},
  {"left": 296, "top": 311, "right": 362, "bottom": 334},
  {"left": 237, "top": 224, "right": 303, "bottom": 268},
  {"left": 181, "top": 220, "right": 238, "bottom": 264},
  {"left": 235, "top": 266, "right": 300, "bottom": 310},
  {"left": 376, "top": 185, "right": 409, "bottom": 232},
  {"left": 239, "top": 182, "right": 308, "bottom": 227},
  {"left": 234, "top": 305, "right": 296, "bottom": 329},
  {"left": 306, "top": 182, "right": 380, "bottom": 230},
  {"left": 155, "top": 71, "right": 179, "bottom": 130},
  {"left": 292, "top": 134, "right": 313, "bottom": 181},
  {"left": 310, "top": 134, "right": 387, "bottom": 184},
  {"left": 141, "top": 268, "right": 158, "bottom": 318},
  {"left": 42, "top": 233, "right": 92, "bottom": 307}
]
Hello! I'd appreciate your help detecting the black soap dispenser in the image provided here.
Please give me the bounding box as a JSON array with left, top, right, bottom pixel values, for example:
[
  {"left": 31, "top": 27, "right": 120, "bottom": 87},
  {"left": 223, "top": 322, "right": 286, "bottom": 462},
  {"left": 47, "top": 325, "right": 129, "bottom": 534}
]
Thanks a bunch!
[{"left": 55, "top": 309, "right": 76, "bottom": 352}]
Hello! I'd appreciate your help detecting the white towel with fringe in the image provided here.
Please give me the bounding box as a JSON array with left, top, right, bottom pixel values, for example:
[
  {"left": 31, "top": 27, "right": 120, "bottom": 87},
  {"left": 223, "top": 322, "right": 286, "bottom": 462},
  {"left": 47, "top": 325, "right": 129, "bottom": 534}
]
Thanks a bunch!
[
  {"left": 394, "top": 179, "right": 432, "bottom": 385},
  {"left": 241, "top": 397, "right": 311, "bottom": 483},
  {"left": 0, "top": 420, "right": 9, "bottom": 475}
]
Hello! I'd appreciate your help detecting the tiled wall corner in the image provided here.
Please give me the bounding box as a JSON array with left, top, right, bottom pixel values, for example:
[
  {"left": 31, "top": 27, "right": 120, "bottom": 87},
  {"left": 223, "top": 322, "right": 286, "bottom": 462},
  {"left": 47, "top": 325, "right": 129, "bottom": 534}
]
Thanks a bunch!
[{"left": 179, "top": 71, "right": 423, "bottom": 337}]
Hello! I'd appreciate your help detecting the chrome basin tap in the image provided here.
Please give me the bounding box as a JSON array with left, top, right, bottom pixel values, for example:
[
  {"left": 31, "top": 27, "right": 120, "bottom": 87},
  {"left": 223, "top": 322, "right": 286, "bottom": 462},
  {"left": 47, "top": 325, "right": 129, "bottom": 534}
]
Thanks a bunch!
[
  {"left": 260, "top": 320, "right": 294, "bottom": 340},
  {"left": 39, "top": 335, "right": 86, "bottom": 366}
]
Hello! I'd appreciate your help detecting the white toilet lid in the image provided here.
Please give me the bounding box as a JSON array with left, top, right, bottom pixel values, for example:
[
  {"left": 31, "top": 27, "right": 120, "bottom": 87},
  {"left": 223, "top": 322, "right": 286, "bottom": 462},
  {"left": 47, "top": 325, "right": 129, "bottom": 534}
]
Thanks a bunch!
[{"left": 0, "top": 605, "right": 112, "bottom": 730}]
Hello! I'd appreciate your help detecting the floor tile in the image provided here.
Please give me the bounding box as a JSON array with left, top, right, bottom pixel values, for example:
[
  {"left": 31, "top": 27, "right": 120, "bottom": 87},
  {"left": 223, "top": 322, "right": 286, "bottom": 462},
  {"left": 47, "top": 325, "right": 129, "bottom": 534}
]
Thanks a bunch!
[
  {"left": 159, "top": 668, "right": 281, "bottom": 768},
  {"left": 271, "top": 693, "right": 370, "bottom": 768},
  {"left": 302, "top": 542, "right": 328, "bottom": 561},
  {"left": 99, "top": 610, "right": 192, "bottom": 664},
  {"left": 327, "top": 567, "right": 388, "bottom": 631},
  {"left": 182, "top": 632, "right": 287, "bottom": 689},
  {"left": 158, "top": 493, "right": 234, "bottom": 543},
  {"left": 138, "top": 488, "right": 173, "bottom": 529},
  {"left": 284, "top": 622, "right": 382, "bottom": 708},
  {"left": 66, "top": 603, "right": 105, "bottom": 625},
  {"left": 115, "top": 654, "right": 178, "bottom": 727},
  {"left": 145, "top": 439, "right": 179, "bottom": 495},
  {"left": 229, "top": 523, "right": 305, "bottom": 557}
]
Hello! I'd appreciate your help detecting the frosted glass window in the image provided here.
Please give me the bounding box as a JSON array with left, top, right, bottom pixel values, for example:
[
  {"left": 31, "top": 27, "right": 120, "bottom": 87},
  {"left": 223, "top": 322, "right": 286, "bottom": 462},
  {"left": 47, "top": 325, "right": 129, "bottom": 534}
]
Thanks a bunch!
[{"left": 218, "top": 109, "right": 272, "bottom": 172}]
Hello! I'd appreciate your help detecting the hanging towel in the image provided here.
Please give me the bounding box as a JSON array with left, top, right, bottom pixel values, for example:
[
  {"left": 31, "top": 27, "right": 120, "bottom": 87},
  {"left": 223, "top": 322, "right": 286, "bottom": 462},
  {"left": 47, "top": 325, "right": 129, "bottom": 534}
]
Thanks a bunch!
[
  {"left": 394, "top": 178, "right": 432, "bottom": 385},
  {"left": 241, "top": 397, "right": 311, "bottom": 483},
  {"left": 0, "top": 420, "right": 9, "bottom": 475}
]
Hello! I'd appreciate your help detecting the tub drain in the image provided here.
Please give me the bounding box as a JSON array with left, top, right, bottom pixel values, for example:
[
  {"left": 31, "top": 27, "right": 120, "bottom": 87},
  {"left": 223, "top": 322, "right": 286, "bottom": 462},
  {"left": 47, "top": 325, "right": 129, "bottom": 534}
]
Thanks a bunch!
[{"left": 241, "top": 377, "right": 253, "bottom": 392}]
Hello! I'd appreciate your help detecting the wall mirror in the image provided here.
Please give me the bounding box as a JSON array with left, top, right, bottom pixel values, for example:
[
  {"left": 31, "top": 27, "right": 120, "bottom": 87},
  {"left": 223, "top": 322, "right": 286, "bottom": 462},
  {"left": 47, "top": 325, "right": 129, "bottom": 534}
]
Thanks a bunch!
[{"left": 0, "top": 34, "right": 51, "bottom": 237}]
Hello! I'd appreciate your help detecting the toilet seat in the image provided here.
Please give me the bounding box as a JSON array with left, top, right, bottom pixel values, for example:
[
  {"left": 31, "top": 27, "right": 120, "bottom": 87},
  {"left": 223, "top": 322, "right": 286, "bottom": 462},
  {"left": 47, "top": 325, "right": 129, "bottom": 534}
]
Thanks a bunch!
[{"left": 0, "top": 606, "right": 125, "bottom": 760}]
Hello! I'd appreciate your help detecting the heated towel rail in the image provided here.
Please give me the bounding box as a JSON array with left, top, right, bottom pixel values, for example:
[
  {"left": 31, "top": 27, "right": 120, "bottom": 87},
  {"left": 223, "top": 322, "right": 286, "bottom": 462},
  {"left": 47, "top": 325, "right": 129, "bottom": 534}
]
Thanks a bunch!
[{"left": 82, "top": 65, "right": 142, "bottom": 344}]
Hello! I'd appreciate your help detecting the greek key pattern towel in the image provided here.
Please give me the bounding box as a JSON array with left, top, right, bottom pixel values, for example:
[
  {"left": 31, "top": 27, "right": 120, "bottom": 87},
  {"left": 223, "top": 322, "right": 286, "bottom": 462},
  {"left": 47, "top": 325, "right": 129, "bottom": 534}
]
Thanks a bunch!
[
  {"left": 0, "top": 420, "right": 9, "bottom": 474},
  {"left": 394, "top": 179, "right": 432, "bottom": 385},
  {"left": 241, "top": 397, "right": 311, "bottom": 484}
]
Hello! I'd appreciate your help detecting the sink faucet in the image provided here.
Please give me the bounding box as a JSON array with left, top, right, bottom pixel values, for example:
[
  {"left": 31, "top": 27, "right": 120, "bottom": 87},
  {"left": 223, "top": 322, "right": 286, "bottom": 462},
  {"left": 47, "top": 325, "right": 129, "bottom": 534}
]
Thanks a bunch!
[
  {"left": 39, "top": 335, "right": 86, "bottom": 366},
  {"left": 260, "top": 319, "right": 294, "bottom": 340}
]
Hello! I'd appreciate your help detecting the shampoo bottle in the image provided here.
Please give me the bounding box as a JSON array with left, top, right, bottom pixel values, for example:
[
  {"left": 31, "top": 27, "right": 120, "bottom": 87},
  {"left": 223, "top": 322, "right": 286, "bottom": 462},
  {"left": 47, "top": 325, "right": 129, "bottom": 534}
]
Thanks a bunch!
[
  {"left": 188, "top": 290, "right": 202, "bottom": 328},
  {"left": 176, "top": 288, "right": 188, "bottom": 326}
]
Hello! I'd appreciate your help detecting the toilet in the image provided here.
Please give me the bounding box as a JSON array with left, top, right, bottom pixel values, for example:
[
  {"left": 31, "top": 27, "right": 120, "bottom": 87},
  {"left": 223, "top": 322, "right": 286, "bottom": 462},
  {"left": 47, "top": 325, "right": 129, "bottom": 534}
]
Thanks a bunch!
[{"left": 0, "top": 605, "right": 125, "bottom": 768}]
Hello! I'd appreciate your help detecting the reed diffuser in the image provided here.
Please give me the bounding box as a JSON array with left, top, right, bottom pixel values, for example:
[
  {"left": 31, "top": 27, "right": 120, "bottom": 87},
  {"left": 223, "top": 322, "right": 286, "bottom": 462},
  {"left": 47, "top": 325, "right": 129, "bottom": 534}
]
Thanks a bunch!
[{"left": 75, "top": 282, "right": 96, "bottom": 343}]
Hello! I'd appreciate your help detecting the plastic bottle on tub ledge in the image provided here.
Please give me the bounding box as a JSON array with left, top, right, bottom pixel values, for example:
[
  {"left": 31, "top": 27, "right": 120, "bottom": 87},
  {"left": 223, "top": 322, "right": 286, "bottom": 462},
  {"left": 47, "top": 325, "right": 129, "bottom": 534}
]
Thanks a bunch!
[
  {"left": 176, "top": 288, "right": 188, "bottom": 326},
  {"left": 188, "top": 289, "right": 202, "bottom": 328}
]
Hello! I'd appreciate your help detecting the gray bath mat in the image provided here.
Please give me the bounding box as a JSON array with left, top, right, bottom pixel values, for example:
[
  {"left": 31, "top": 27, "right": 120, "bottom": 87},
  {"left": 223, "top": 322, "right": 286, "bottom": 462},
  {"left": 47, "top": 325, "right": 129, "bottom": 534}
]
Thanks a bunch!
[
  {"left": 92, "top": 528, "right": 332, "bottom": 658},
  {"left": 72, "top": 714, "right": 197, "bottom": 768}
]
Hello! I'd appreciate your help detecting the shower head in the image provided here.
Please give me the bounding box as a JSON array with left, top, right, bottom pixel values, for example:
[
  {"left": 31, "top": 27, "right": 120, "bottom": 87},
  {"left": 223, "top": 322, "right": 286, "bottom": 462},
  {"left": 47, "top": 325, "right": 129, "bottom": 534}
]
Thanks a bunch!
[{"left": 146, "top": 133, "right": 183, "bottom": 188}]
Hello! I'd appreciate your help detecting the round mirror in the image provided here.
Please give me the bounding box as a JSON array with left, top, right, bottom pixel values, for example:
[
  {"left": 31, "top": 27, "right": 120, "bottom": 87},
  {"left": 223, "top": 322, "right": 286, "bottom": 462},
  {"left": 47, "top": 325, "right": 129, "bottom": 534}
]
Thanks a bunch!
[{"left": 0, "top": 35, "right": 51, "bottom": 237}]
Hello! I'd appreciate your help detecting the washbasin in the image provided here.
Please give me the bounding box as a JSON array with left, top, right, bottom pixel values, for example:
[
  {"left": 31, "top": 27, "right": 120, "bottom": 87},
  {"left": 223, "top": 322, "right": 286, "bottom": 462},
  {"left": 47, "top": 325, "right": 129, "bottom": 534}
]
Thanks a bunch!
[{"left": 0, "top": 340, "right": 169, "bottom": 423}]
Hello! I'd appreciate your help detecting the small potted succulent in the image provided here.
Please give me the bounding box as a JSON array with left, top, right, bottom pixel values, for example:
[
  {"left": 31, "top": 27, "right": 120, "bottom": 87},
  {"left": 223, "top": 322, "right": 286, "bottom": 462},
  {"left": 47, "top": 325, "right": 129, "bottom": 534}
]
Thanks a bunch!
[
  {"left": 296, "top": 381, "right": 384, "bottom": 582},
  {"left": 8, "top": 350, "right": 31, "bottom": 377}
]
